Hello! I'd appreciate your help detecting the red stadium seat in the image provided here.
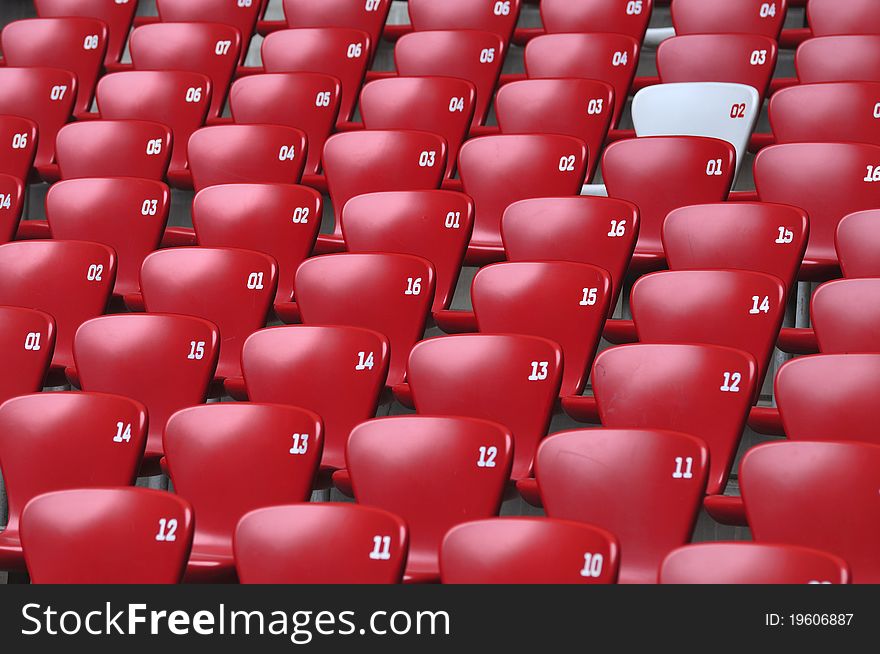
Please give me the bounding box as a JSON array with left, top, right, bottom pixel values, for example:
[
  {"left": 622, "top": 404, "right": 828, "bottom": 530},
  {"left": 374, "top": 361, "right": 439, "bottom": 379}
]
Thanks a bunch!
[
  {"left": 139, "top": 247, "right": 276, "bottom": 382},
  {"left": 74, "top": 314, "right": 219, "bottom": 465},
  {"left": 837, "top": 210, "right": 880, "bottom": 278},
  {"left": 229, "top": 73, "right": 341, "bottom": 176},
  {"left": 0, "top": 392, "right": 147, "bottom": 572},
  {"left": 496, "top": 79, "right": 614, "bottom": 182},
  {"left": 562, "top": 344, "right": 757, "bottom": 498},
  {"left": 261, "top": 28, "right": 371, "bottom": 128},
  {"left": 811, "top": 279, "right": 880, "bottom": 353},
  {"left": 21, "top": 488, "right": 194, "bottom": 584},
  {"left": 346, "top": 415, "right": 512, "bottom": 583},
  {"left": 408, "top": 0, "right": 522, "bottom": 46},
  {"left": 128, "top": 22, "right": 240, "bottom": 120},
  {"left": 0, "top": 115, "right": 37, "bottom": 181},
  {"left": 0, "top": 307, "right": 55, "bottom": 405},
  {"left": 659, "top": 543, "right": 849, "bottom": 584},
  {"left": 156, "top": 0, "right": 261, "bottom": 66},
  {"left": 755, "top": 143, "right": 880, "bottom": 279},
  {"left": 294, "top": 253, "right": 434, "bottom": 387},
  {"left": 602, "top": 136, "right": 735, "bottom": 272},
  {"left": 342, "top": 190, "right": 474, "bottom": 314},
  {"left": 657, "top": 35, "right": 778, "bottom": 98},
  {"left": 671, "top": 0, "right": 788, "bottom": 38},
  {"left": 164, "top": 403, "right": 322, "bottom": 582},
  {"left": 796, "top": 36, "right": 880, "bottom": 84},
  {"left": 441, "top": 517, "right": 619, "bottom": 584},
  {"left": 807, "top": 0, "right": 880, "bottom": 37},
  {"left": 524, "top": 33, "right": 640, "bottom": 128},
  {"left": 472, "top": 262, "right": 612, "bottom": 398},
  {"left": 275, "top": 0, "right": 391, "bottom": 60},
  {"left": 96, "top": 71, "right": 211, "bottom": 176},
  {"left": 185, "top": 124, "right": 308, "bottom": 191},
  {"left": 0, "top": 240, "right": 115, "bottom": 378},
  {"left": 502, "top": 196, "right": 640, "bottom": 321},
  {"left": 770, "top": 83, "right": 880, "bottom": 147},
  {"left": 54, "top": 120, "right": 173, "bottom": 181},
  {"left": 359, "top": 76, "right": 476, "bottom": 180},
  {"left": 404, "top": 334, "right": 562, "bottom": 481},
  {"left": 35, "top": 0, "right": 137, "bottom": 67},
  {"left": 535, "top": 428, "right": 708, "bottom": 584},
  {"left": 540, "top": 0, "right": 652, "bottom": 39},
  {"left": 46, "top": 177, "right": 170, "bottom": 299},
  {"left": 741, "top": 441, "right": 880, "bottom": 583},
  {"left": 663, "top": 203, "right": 808, "bottom": 292},
  {"left": 395, "top": 30, "right": 505, "bottom": 131},
  {"left": 319, "top": 130, "right": 446, "bottom": 253},
  {"left": 0, "top": 67, "right": 76, "bottom": 170},
  {"left": 459, "top": 134, "right": 588, "bottom": 265},
  {"left": 776, "top": 354, "right": 880, "bottom": 444},
  {"left": 192, "top": 183, "right": 322, "bottom": 313},
  {"left": 241, "top": 326, "right": 388, "bottom": 471},
  {"left": 0, "top": 174, "right": 24, "bottom": 243},
  {"left": 235, "top": 503, "right": 407, "bottom": 584},
  {"left": 1, "top": 18, "right": 107, "bottom": 119}
]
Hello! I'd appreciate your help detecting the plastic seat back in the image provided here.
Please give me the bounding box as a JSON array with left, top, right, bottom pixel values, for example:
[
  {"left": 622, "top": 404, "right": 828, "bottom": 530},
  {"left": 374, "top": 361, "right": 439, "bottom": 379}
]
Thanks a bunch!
[
  {"left": 55, "top": 120, "right": 172, "bottom": 180},
  {"left": 186, "top": 124, "right": 308, "bottom": 191},
  {"left": 536, "top": 428, "right": 708, "bottom": 584},
  {"left": 796, "top": 36, "right": 880, "bottom": 84},
  {"left": 541, "top": 0, "right": 654, "bottom": 41},
  {"left": 129, "top": 22, "right": 240, "bottom": 119},
  {"left": 0, "top": 174, "right": 25, "bottom": 243},
  {"left": 46, "top": 177, "right": 170, "bottom": 297},
  {"left": 192, "top": 184, "right": 322, "bottom": 308},
  {"left": 742, "top": 440, "right": 880, "bottom": 583},
  {"left": 74, "top": 314, "right": 219, "bottom": 459},
  {"left": 0, "top": 67, "right": 76, "bottom": 168},
  {"left": 395, "top": 30, "right": 505, "bottom": 130},
  {"left": 156, "top": 0, "right": 261, "bottom": 65},
  {"left": 602, "top": 135, "right": 735, "bottom": 258},
  {"left": 359, "top": 76, "right": 476, "bottom": 180},
  {"left": 229, "top": 73, "right": 341, "bottom": 176},
  {"left": 0, "top": 240, "right": 115, "bottom": 370},
  {"left": 0, "top": 115, "right": 37, "bottom": 181},
  {"left": 22, "top": 488, "right": 194, "bottom": 584},
  {"left": 262, "top": 28, "right": 371, "bottom": 127},
  {"left": 807, "top": 0, "right": 880, "bottom": 37},
  {"left": 235, "top": 503, "right": 407, "bottom": 584},
  {"left": 2, "top": 17, "right": 107, "bottom": 117},
  {"left": 164, "top": 403, "right": 322, "bottom": 562},
  {"left": 496, "top": 79, "right": 614, "bottom": 182},
  {"left": 140, "top": 247, "right": 277, "bottom": 380},
  {"left": 342, "top": 190, "right": 474, "bottom": 313},
  {"left": 660, "top": 543, "right": 849, "bottom": 584},
  {"left": 407, "top": 334, "right": 562, "bottom": 480},
  {"left": 347, "top": 415, "right": 512, "bottom": 580},
  {"left": 502, "top": 197, "right": 639, "bottom": 318},
  {"left": 811, "top": 279, "right": 880, "bottom": 353},
  {"left": 837, "top": 210, "right": 880, "bottom": 278},
  {"left": 593, "top": 343, "right": 757, "bottom": 496},
  {"left": 97, "top": 71, "right": 212, "bottom": 172},
  {"left": 525, "top": 33, "right": 640, "bottom": 127},
  {"left": 281, "top": 0, "right": 391, "bottom": 58},
  {"left": 441, "top": 517, "right": 619, "bottom": 584},
  {"left": 408, "top": 0, "right": 522, "bottom": 45},
  {"left": 35, "top": 0, "right": 138, "bottom": 66},
  {"left": 0, "top": 307, "right": 55, "bottom": 405},
  {"left": 295, "top": 253, "right": 434, "bottom": 386},
  {"left": 322, "top": 130, "right": 447, "bottom": 240},
  {"left": 671, "top": 0, "right": 788, "bottom": 38}
]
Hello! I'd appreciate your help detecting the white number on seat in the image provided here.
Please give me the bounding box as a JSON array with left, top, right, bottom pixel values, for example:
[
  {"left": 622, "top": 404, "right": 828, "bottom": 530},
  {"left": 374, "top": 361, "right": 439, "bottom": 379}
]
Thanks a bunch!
[
  {"left": 607, "top": 220, "right": 626, "bottom": 237},
  {"left": 11, "top": 133, "right": 28, "bottom": 149},
  {"left": 315, "top": 91, "right": 332, "bottom": 107},
  {"left": 404, "top": 277, "right": 422, "bottom": 295},
  {"left": 612, "top": 51, "right": 628, "bottom": 67},
  {"left": 246, "top": 272, "right": 264, "bottom": 290},
  {"left": 83, "top": 34, "right": 100, "bottom": 50},
  {"left": 749, "top": 295, "right": 770, "bottom": 314},
  {"left": 445, "top": 211, "right": 461, "bottom": 228},
  {"left": 528, "top": 360, "right": 549, "bottom": 381},
  {"left": 291, "top": 206, "right": 310, "bottom": 223},
  {"left": 50, "top": 85, "right": 68, "bottom": 101},
  {"left": 355, "top": 351, "right": 374, "bottom": 370},
  {"left": 705, "top": 158, "right": 723, "bottom": 176},
  {"left": 626, "top": 1, "right": 643, "bottom": 15},
  {"left": 580, "top": 552, "right": 604, "bottom": 578},
  {"left": 369, "top": 535, "right": 391, "bottom": 560},
  {"left": 289, "top": 433, "right": 309, "bottom": 455},
  {"left": 141, "top": 199, "right": 158, "bottom": 216},
  {"left": 864, "top": 165, "right": 880, "bottom": 182},
  {"left": 477, "top": 445, "right": 497, "bottom": 468},
  {"left": 720, "top": 371, "right": 741, "bottom": 393},
  {"left": 418, "top": 150, "right": 436, "bottom": 167},
  {"left": 86, "top": 264, "right": 103, "bottom": 281},
  {"left": 113, "top": 421, "right": 132, "bottom": 443},
  {"left": 146, "top": 138, "right": 163, "bottom": 155},
  {"left": 672, "top": 456, "right": 694, "bottom": 479},
  {"left": 185, "top": 87, "right": 202, "bottom": 103},
  {"left": 580, "top": 287, "right": 598, "bottom": 306},
  {"left": 365, "top": 0, "right": 382, "bottom": 11},
  {"left": 238, "top": 0, "right": 254, "bottom": 6},
  {"left": 188, "top": 340, "right": 206, "bottom": 360},
  {"left": 0, "top": 194, "right": 10, "bottom": 210},
  {"left": 749, "top": 49, "right": 767, "bottom": 66},
  {"left": 278, "top": 145, "right": 296, "bottom": 161},
  {"left": 479, "top": 48, "right": 495, "bottom": 64},
  {"left": 874, "top": 103, "right": 880, "bottom": 119},
  {"left": 494, "top": 1, "right": 511, "bottom": 16},
  {"left": 347, "top": 42, "right": 363, "bottom": 59},
  {"left": 215, "top": 40, "right": 232, "bottom": 56},
  {"left": 23, "top": 332, "right": 41, "bottom": 351},
  {"left": 759, "top": 2, "right": 776, "bottom": 18},
  {"left": 449, "top": 96, "right": 465, "bottom": 113},
  {"left": 155, "top": 518, "right": 178, "bottom": 542},
  {"left": 558, "top": 155, "right": 576, "bottom": 172},
  {"left": 775, "top": 226, "right": 794, "bottom": 244},
  {"left": 587, "top": 98, "right": 604, "bottom": 115}
]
